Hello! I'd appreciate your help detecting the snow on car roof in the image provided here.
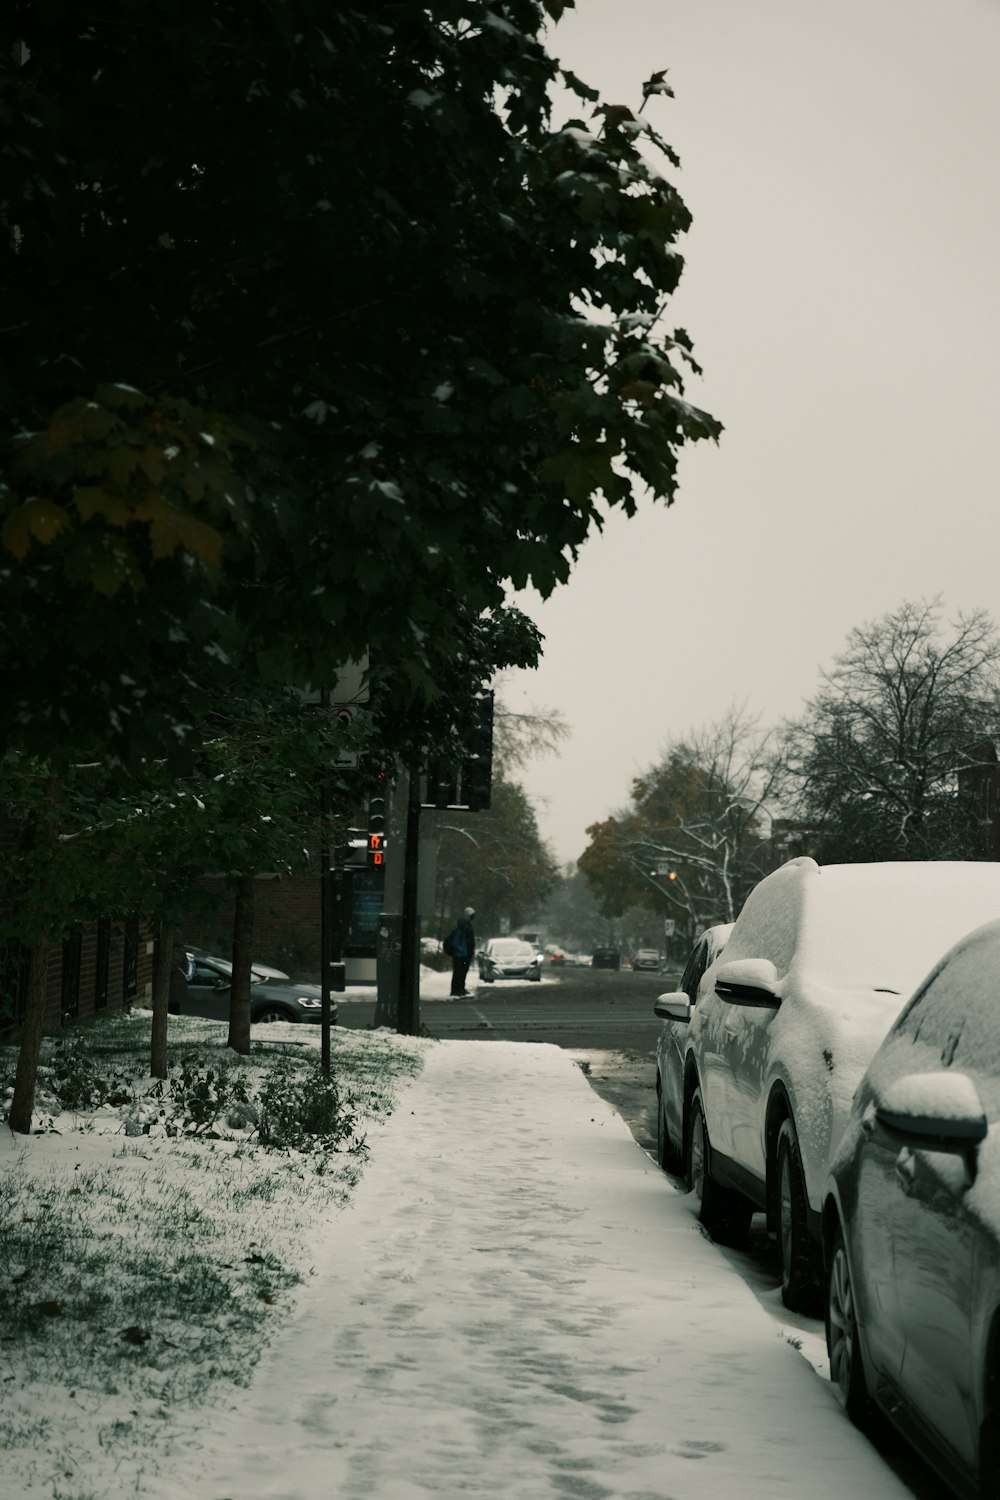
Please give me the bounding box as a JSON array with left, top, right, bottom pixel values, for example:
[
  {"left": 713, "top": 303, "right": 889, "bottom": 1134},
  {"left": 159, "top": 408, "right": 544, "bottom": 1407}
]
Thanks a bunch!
[{"left": 796, "top": 860, "right": 1000, "bottom": 994}]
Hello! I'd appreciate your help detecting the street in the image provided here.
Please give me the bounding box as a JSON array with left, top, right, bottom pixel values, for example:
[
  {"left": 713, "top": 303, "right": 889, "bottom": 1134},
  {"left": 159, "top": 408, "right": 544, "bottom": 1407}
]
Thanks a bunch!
[{"left": 338, "top": 962, "right": 670, "bottom": 1050}]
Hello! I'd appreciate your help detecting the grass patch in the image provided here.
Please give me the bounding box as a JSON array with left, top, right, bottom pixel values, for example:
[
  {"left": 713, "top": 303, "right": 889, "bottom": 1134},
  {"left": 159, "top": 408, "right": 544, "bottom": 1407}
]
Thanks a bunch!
[{"left": 0, "top": 1013, "right": 429, "bottom": 1491}]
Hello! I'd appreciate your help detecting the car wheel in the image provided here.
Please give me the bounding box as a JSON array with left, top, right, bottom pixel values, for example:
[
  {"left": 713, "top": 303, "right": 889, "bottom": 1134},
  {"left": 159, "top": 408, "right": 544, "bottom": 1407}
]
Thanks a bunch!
[
  {"left": 826, "top": 1224, "right": 870, "bottom": 1425},
  {"left": 529, "top": 973, "right": 541, "bottom": 982},
  {"left": 656, "top": 1079, "right": 682, "bottom": 1173},
  {"left": 253, "top": 1006, "right": 297, "bottom": 1025},
  {"left": 776, "top": 1118, "right": 824, "bottom": 1314},
  {"left": 686, "top": 1090, "right": 752, "bottom": 1248}
]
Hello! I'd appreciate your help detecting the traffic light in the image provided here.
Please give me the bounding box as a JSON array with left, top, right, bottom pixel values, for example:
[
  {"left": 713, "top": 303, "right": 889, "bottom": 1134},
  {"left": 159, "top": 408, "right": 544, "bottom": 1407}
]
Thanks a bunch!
[
  {"left": 461, "top": 692, "right": 494, "bottom": 812},
  {"left": 368, "top": 792, "right": 385, "bottom": 836},
  {"left": 367, "top": 777, "right": 386, "bottom": 867}
]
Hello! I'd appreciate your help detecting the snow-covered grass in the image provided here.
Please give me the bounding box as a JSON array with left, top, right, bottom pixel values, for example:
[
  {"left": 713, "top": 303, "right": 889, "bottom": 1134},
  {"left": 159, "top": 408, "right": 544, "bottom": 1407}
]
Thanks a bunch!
[{"left": 0, "top": 1012, "right": 430, "bottom": 1497}]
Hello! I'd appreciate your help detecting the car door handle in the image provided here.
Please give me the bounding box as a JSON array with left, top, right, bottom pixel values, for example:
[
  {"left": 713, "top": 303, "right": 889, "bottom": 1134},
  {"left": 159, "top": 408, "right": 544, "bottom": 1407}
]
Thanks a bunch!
[{"left": 894, "top": 1148, "right": 917, "bottom": 1193}]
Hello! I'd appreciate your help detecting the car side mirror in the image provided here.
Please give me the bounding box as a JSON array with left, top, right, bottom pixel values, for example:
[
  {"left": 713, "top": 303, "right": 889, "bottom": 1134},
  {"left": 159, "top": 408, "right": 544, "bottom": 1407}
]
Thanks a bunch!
[
  {"left": 875, "top": 1071, "right": 988, "bottom": 1150},
  {"left": 654, "top": 991, "right": 692, "bottom": 1022},
  {"left": 714, "top": 958, "right": 781, "bottom": 1006}
]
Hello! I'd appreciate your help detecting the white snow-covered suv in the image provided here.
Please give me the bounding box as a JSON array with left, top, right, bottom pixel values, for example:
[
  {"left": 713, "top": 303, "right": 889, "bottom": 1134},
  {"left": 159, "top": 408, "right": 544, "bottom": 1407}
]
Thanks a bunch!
[{"left": 654, "top": 857, "right": 1000, "bottom": 1312}]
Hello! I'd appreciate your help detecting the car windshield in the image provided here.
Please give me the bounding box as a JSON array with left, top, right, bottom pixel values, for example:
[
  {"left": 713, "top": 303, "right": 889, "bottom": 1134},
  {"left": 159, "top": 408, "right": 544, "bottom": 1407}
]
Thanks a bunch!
[
  {"left": 492, "top": 941, "right": 532, "bottom": 957},
  {"left": 189, "top": 955, "right": 270, "bottom": 983}
]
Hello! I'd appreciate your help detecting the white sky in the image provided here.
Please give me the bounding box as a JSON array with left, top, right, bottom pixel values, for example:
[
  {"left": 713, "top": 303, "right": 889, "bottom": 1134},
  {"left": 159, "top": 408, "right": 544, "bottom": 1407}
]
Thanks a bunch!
[
  {"left": 1, "top": 990, "right": 921, "bottom": 1498},
  {"left": 504, "top": 0, "right": 1000, "bottom": 864}
]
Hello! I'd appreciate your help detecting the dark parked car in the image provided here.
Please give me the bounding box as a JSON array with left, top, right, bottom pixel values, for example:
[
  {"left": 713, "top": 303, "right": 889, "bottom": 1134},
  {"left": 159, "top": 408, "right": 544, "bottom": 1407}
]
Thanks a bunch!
[
  {"left": 591, "top": 946, "right": 621, "bottom": 971},
  {"left": 178, "top": 954, "right": 336, "bottom": 1026},
  {"left": 478, "top": 938, "right": 541, "bottom": 983},
  {"left": 185, "top": 944, "right": 290, "bottom": 983},
  {"left": 824, "top": 917, "right": 1000, "bottom": 1500}
]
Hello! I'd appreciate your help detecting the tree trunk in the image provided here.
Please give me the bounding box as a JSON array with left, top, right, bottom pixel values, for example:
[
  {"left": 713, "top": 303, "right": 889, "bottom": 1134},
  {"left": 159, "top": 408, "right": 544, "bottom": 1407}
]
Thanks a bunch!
[
  {"left": 228, "top": 876, "right": 255, "bottom": 1055},
  {"left": 150, "top": 923, "right": 173, "bottom": 1079},
  {"left": 8, "top": 942, "right": 52, "bottom": 1135}
]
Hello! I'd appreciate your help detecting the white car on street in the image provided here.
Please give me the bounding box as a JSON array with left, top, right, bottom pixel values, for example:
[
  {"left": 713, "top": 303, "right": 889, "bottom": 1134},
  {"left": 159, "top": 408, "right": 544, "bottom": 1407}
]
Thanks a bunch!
[{"left": 653, "top": 856, "right": 1000, "bottom": 1313}]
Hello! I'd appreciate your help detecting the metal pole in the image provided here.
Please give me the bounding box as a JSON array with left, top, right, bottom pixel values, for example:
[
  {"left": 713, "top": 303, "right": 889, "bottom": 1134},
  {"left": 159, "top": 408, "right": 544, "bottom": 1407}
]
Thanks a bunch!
[
  {"left": 319, "top": 690, "right": 332, "bottom": 1074},
  {"left": 397, "top": 767, "right": 422, "bottom": 1036}
]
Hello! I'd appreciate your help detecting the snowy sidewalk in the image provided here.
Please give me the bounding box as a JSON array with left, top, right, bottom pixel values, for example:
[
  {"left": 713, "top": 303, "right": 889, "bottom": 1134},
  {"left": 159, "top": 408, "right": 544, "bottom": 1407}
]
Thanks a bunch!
[{"left": 155, "top": 1041, "right": 911, "bottom": 1500}]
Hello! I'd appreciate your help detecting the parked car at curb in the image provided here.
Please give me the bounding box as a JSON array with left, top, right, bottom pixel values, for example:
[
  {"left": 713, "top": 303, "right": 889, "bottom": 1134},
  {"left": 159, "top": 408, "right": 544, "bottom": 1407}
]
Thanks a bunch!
[
  {"left": 632, "top": 948, "right": 661, "bottom": 972},
  {"left": 477, "top": 938, "right": 541, "bottom": 983},
  {"left": 652, "top": 856, "right": 1000, "bottom": 1314},
  {"left": 591, "top": 946, "right": 621, "bottom": 971},
  {"left": 655, "top": 922, "right": 733, "bottom": 1174},
  {"left": 823, "top": 917, "right": 1000, "bottom": 1500},
  {"left": 177, "top": 954, "right": 336, "bottom": 1026}
]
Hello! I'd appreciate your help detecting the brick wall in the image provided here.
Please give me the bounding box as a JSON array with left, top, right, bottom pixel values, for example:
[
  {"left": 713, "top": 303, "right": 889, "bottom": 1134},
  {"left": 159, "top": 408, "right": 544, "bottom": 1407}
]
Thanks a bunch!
[
  {"left": 0, "top": 915, "right": 155, "bottom": 1043},
  {"left": 181, "top": 872, "right": 322, "bottom": 980}
]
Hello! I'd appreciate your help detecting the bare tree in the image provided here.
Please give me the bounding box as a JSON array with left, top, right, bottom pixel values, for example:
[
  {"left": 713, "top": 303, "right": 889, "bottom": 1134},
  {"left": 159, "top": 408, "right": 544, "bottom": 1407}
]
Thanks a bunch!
[
  {"left": 580, "top": 705, "right": 781, "bottom": 930},
  {"left": 492, "top": 695, "right": 569, "bottom": 776},
  {"left": 783, "top": 597, "right": 1000, "bottom": 861}
]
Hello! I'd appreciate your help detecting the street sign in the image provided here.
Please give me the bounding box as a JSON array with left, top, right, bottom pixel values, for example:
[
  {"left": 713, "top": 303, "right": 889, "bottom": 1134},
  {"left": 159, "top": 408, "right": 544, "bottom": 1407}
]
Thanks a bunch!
[{"left": 663, "top": 919, "right": 676, "bottom": 936}]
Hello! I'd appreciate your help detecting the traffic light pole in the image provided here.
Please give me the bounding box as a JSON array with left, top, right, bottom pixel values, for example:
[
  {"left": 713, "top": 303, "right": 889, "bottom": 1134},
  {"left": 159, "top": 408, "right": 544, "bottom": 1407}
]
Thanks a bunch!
[
  {"left": 319, "top": 693, "right": 333, "bottom": 1075},
  {"left": 396, "top": 767, "right": 423, "bottom": 1036}
]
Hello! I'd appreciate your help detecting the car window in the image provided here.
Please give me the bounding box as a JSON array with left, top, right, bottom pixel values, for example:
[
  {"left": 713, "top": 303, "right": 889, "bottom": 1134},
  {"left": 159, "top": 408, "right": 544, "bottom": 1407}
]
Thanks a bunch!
[
  {"left": 723, "top": 874, "right": 800, "bottom": 975},
  {"left": 893, "top": 938, "right": 1000, "bottom": 1071},
  {"left": 680, "top": 938, "right": 711, "bottom": 1001},
  {"left": 190, "top": 962, "right": 226, "bottom": 985}
]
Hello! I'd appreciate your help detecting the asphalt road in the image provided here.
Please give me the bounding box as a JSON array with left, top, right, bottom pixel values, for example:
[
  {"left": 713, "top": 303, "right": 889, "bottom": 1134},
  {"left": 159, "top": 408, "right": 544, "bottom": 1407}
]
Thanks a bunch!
[{"left": 338, "top": 963, "right": 673, "bottom": 1048}]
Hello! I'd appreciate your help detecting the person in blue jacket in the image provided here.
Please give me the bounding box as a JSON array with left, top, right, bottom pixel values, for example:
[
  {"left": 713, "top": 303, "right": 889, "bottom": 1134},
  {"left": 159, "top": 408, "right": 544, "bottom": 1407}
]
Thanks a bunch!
[{"left": 446, "top": 907, "right": 476, "bottom": 997}]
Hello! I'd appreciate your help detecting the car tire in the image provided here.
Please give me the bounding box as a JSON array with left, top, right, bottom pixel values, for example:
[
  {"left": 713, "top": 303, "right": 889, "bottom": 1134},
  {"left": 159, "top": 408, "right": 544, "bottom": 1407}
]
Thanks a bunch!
[
  {"left": 826, "top": 1224, "right": 870, "bottom": 1425},
  {"left": 776, "top": 1119, "right": 824, "bottom": 1314},
  {"left": 529, "top": 973, "right": 541, "bottom": 982},
  {"left": 656, "top": 1080, "right": 682, "bottom": 1173},
  {"left": 686, "top": 1090, "right": 752, "bottom": 1248},
  {"left": 253, "top": 1006, "right": 297, "bottom": 1025}
]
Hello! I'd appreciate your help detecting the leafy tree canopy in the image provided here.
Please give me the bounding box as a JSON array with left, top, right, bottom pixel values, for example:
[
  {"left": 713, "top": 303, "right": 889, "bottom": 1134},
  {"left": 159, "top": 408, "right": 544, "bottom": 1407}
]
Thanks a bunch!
[{"left": 1, "top": 1, "right": 720, "bottom": 765}]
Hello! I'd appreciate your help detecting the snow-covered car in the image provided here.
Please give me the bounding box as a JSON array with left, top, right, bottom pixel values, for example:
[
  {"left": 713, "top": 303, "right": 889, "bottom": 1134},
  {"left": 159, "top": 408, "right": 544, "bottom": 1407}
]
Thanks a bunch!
[
  {"left": 477, "top": 938, "right": 541, "bottom": 983},
  {"left": 632, "top": 948, "right": 661, "bottom": 972},
  {"left": 178, "top": 954, "right": 336, "bottom": 1026},
  {"left": 653, "top": 856, "right": 1000, "bottom": 1313},
  {"left": 823, "top": 917, "right": 1000, "bottom": 1499},
  {"left": 654, "top": 922, "right": 733, "bottom": 1173}
]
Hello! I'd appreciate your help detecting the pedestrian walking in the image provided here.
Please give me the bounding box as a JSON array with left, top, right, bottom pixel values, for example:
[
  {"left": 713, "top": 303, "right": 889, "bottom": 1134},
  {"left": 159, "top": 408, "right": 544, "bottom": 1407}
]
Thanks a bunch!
[{"left": 444, "top": 906, "right": 476, "bottom": 997}]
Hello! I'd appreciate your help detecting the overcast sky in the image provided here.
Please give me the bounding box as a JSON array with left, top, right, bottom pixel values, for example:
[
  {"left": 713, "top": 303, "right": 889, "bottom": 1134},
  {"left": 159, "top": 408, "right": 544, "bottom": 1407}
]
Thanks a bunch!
[{"left": 503, "top": 0, "right": 1000, "bottom": 866}]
